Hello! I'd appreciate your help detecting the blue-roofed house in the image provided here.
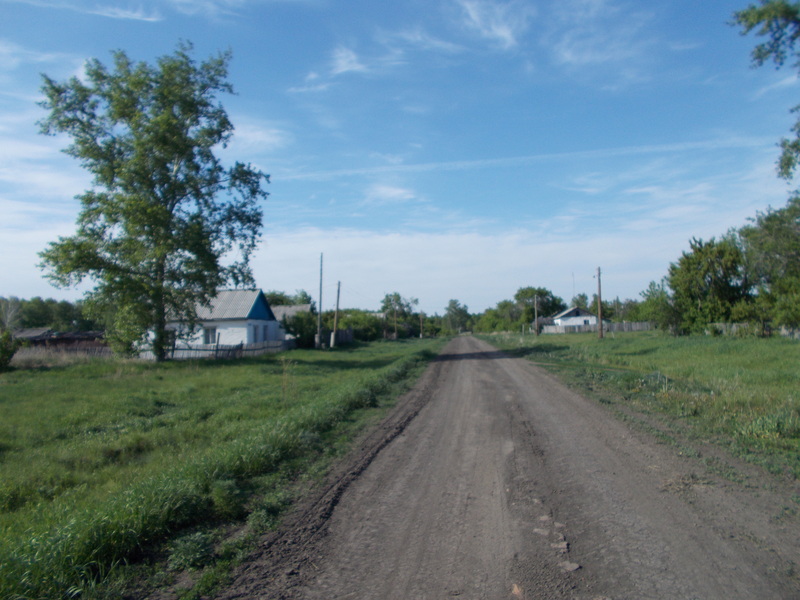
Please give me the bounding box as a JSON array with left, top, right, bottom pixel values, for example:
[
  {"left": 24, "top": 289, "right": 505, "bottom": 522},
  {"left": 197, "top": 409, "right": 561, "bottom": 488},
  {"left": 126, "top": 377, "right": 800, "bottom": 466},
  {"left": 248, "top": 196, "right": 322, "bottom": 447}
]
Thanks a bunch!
[{"left": 168, "top": 289, "right": 285, "bottom": 346}]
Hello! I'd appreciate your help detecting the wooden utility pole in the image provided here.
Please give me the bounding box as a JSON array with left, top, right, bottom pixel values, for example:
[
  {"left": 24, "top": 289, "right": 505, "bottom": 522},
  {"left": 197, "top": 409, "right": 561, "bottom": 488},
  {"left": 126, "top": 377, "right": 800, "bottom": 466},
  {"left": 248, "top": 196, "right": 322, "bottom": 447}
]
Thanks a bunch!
[
  {"left": 534, "top": 294, "right": 539, "bottom": 336},
  {"left": 597, "top": 266, "right": 604, "bottom": 340},
  {"left": 316, "top": 253, "right": 323, "bottom": 348},
  {"left": 331, "top": 281, "right": 341, "bottom": 348}
]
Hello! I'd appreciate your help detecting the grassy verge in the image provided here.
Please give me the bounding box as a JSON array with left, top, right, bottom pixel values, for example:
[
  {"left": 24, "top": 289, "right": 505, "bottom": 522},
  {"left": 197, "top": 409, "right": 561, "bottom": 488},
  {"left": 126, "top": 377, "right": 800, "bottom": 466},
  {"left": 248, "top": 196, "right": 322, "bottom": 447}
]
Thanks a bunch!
[
  {"left": 478, "top": 331, "right": 800, "bottom": 480},
  {"left": 0, "top": 338, "right": 444, "bottom": 600}
]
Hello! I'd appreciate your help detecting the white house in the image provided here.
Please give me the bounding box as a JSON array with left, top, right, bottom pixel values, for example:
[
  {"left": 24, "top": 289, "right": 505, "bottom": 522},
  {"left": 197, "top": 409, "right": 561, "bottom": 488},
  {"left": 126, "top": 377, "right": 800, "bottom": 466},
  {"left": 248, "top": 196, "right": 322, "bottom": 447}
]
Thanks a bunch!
[
  {"left": 551, "top": 306, "right": 598, "bottom": 327},
  {"left": 170, "top": 289, "right": 285, "bottom": 346}
]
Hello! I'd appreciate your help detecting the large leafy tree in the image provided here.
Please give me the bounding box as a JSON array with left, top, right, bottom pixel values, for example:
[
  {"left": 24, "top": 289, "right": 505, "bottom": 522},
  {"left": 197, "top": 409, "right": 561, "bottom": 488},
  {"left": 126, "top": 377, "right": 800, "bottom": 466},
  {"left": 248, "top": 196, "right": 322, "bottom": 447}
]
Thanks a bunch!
[
  {"left": 667, "top": 237, "right": 752, "bottom": 332},
  {"left": 380, "top": 292, "right": 418, "bottom": 338},
  {"left": 443, "top": 299, "right": 471, "bottom": 333},
  {"left": 734, "top": 1, "right": 800, "bottom": 179},
  {"left": 38, "top": 44, "right": 268, "bottom": 360},
  {"left": 514, "top": 286, "right": 566, "bottom": 321},
  {"left": 739, "top": 196, "right": 800, "bottom": 326}
]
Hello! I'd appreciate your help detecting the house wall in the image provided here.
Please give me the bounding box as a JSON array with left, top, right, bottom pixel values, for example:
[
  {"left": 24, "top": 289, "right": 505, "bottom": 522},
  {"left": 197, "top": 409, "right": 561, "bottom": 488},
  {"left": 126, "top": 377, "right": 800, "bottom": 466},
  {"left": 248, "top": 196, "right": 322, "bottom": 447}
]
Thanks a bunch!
[
  {"left": 555, "top": 316, "right": 598, "bottom": 326},
  {"left": 176, "top": 319, "right": 285, "bottom": 346}
]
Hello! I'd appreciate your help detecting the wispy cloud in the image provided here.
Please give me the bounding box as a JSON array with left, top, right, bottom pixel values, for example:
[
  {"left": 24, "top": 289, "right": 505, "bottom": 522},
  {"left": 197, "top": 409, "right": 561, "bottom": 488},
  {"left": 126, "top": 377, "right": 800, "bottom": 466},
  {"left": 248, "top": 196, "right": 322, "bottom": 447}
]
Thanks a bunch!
[
  {"left": 363, "top": 184, "right": 419, "bottom": 206},
  {"left": 454, "top": 0, "right": 535, "bottom": 50},
  {"left": 226, "top": 117, "right": 292, "bottom": 155},
  {"left": 278, "top": 136, "right": 775, "bottom": 181},
  {"left": 288, "top": 71, "right": 331, "bottom": 93},
  {"left": 549, "top": 0, "right": 652, "bottom": 67},
  {"left": 330, "top": 46, "right": 368, "bottom": 76},
  {"left": 752, "top": 75, "right": 799, "bottom": 100},
  {"left": 87, "top": 5, "right": 162, "bottom": 21},
  {"left": 384, "top": 28, "right": 465, "bottom": 55},
  {"left": 6, "top": 0, "right": 161, "bottom": 21},
  {"left": 0, "top": 39, "right": 67, "bottom": 71}
]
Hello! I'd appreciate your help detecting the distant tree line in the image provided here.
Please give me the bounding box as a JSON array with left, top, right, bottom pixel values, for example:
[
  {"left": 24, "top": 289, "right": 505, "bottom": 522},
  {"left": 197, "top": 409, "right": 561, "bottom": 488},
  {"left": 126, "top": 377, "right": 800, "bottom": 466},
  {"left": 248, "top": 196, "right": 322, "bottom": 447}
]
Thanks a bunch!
[{"left": 0, "top": 296, "right": 101, "bottom": 332}]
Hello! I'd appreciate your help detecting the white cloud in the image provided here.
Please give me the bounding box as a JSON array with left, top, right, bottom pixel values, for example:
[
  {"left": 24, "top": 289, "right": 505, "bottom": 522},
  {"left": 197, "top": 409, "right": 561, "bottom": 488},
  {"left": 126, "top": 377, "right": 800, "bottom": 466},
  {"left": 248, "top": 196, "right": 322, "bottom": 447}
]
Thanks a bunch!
[
  {"left": 226, "top": 117, "right": 292, "bottom": 155},
  {"left": 4, "top": 0, "right": 161, "bottom": 21},
  {"left": 277, "top": 136, "right": 776, "bottom": 181},
  {"left": 387, "top": 28, "right": 465, "bottom": 54},
  {"left": 363, "top": 184, "right": 418, "bottom": 206},
  {"left": 250, "top": 224, "right": 697, "bottom": 315},
  {"left": 0, "top": 39, "right": 66, "bottom": 71},
  {"left": 88, "top": 5, "right": 162, "bottom": 21},
  {"left": 330, "top": 47, "right": 368, "bottom": 76},
  {"left": 752, "top": 75, "right": 799, "bottom": 100},
  {"left": 454, "top": 0, "right": 535, "bottom": 50}
]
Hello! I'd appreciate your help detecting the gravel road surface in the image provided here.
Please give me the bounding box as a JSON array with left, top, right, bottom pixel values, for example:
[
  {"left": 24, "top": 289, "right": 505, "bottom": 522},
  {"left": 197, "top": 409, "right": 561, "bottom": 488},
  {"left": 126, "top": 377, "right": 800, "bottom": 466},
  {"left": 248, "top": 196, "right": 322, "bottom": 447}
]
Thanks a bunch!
[{"left": 220, "top": 335, "right": 800, "bottom": 599}]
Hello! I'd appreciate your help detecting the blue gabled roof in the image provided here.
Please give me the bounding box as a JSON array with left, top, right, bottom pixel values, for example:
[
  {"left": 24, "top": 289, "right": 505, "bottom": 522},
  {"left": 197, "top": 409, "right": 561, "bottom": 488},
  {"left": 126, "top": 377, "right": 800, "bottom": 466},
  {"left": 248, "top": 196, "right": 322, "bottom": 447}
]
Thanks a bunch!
[{"left": 196, "top": 290, "right": 276, "bottom": 321}]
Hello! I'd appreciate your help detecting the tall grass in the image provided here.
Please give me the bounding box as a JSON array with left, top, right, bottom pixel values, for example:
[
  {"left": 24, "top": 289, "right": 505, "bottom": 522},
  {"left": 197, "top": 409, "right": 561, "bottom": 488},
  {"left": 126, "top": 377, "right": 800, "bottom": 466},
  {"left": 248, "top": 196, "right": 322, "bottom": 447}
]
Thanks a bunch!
[
  {"left": 480, "top": 332, "right": 800, "bottom": 478},
  {"left": 0, "top": 339, "right": 442, "bottom": 600}
]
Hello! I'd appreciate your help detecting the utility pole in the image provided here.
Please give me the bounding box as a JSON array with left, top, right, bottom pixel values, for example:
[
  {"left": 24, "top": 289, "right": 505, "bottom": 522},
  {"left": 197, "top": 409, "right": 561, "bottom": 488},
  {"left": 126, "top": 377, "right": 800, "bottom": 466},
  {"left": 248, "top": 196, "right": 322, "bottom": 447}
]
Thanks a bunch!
[
  {"left": 597, "top": 266, "right": 604, "bottom": 340},
  {"left": 419, "top": 311, "right": 424, "bottom": 338},
  {"left": 331, "top": 281, "right": 341, "bottom": 348},
  {"left": 316, "top": 253, "right": 323, "bottom": 348},
  {"left": 534, "top": 294, "right": 539, "bottom": 336}
]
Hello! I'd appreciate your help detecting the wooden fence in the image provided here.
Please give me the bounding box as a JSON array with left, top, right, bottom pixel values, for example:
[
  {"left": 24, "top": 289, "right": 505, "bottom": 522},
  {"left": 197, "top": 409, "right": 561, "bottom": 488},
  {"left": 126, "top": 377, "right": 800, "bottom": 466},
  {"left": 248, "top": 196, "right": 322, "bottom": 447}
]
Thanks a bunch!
[{"left": 542, "top": 322, "right": 652, "bottom": 335}]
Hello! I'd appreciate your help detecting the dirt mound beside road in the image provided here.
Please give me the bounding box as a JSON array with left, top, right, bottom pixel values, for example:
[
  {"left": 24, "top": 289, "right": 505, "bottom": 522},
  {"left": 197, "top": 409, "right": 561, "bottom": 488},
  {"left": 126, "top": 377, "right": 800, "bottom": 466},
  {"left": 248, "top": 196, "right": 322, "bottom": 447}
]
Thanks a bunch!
[{"left": 220, "top": 336, "right": 800, "bottom": 599}]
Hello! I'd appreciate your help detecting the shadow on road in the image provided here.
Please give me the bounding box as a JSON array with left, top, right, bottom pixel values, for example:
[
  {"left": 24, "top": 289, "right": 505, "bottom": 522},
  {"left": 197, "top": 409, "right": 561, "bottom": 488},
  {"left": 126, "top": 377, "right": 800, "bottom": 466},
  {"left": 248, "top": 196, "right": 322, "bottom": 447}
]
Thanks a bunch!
[{"left": 434, "top": 344, "right": 568, "bottom": 362}]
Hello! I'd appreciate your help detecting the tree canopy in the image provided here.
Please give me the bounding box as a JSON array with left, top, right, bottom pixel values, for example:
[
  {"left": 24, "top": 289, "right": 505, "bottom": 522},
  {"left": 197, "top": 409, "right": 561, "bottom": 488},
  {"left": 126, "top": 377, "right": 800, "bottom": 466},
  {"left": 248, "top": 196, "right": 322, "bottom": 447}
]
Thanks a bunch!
[
  {"left": 667, "top": 237, "right": 751, "bottom": 333},
  {"left": 734, "top": 1, "right": 800, "bottom": 179},
  {"left": 38, "top": 43, "right": 268, "bottom": 360}
]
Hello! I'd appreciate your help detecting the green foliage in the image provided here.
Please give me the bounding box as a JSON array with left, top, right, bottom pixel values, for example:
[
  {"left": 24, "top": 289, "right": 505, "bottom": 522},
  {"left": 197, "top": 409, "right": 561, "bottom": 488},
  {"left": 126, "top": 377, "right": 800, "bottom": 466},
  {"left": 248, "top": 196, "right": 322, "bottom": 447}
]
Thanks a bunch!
[
  {"left": 667, "top": 236, "right": 751, "bottom": 333},
  {"left": 637, "top": 279, "right": 680, "bottom": 332},
  {"left": 514, "top": 286, "right": 566, "bottom": 322},
  {"left": 474, "top": 286, "right": 568, "bottom": 333},
  {"left": 335, "top": 309, "right": 384, "bottom": 341},
  {"left": 740, "top": 196, "right": 800, "bottom": 327},
  {"left": 0, "top": 331, "right": 20, "bottom": 371},
  {"left": 381, "top": 292, "right": 419, "bottom": 338},
  {"left": 37, "top": 43, "right": 268, "bottom": 361},
  {"left": 443, "top": 299, "right": 470, "bottom": 334},
  {"left": 283, "top": 310, "right": 317, "bottom": 348},
  {"left": 734, "top": 0, "right": 800, "bottom": 179},
  {"left": 0, "top": 296, "right": 100, "bottom": 332},
  {"left": 571, "top": 293, "right": 589, "bottom": 310},
  {"left": 168, "top": 532, "right": 215, "bottom": 571},
  {"left": 0, "top": 339, "right": 443, "bottom": 599}
]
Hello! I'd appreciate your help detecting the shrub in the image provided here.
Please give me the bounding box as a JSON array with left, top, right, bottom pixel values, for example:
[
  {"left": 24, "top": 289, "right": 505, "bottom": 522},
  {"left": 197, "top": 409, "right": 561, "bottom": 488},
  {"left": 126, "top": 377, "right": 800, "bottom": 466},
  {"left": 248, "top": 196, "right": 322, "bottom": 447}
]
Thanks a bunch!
[{"left": 0, "top": 330, "right": 20, "bottom": 371}]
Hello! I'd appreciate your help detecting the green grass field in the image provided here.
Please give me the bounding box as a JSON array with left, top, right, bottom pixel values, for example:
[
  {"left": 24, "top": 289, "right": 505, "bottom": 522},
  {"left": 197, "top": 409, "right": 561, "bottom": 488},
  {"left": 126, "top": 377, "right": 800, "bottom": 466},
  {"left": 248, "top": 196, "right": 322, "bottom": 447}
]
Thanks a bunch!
[
  {"left": 480, "top": 331, "right": 800, "bottom": 479},
  {"left": 0, "top": 339, "right": 443, "bottom": 600}
]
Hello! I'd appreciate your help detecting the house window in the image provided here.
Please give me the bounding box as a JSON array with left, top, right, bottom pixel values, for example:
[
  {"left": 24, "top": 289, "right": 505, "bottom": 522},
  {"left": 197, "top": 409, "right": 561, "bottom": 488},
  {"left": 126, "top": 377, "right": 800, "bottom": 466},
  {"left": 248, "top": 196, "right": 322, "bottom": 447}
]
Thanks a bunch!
[
  {"left": 203, "top": 327, "right": 217, "bottom": 345},
  {"left": 263, "top": 325, "right": 268, "bottom": 341},
  {"left": 584, "top": 319, "right": 589, "bottom": 325}
]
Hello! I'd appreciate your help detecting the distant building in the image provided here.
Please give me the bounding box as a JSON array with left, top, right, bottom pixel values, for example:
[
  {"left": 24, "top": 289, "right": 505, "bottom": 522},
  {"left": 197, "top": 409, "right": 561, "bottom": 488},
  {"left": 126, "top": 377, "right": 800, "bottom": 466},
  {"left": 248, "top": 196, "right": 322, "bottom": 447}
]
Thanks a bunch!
[{"left": 551, "top": 306, "right": 598, "bottom": 327}]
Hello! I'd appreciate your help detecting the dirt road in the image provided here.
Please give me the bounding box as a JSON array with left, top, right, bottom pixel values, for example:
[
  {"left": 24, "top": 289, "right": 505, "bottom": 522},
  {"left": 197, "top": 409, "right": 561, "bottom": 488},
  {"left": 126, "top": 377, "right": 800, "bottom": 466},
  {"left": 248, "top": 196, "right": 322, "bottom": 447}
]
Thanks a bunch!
[{"left": 221, "top": 336, "right": 800, "bottom": 599}]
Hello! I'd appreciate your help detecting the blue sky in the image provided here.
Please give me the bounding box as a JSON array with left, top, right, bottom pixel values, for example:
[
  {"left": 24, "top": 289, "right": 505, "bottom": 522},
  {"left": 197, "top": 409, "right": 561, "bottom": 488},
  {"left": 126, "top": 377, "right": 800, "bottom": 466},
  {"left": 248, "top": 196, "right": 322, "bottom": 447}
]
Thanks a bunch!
[{"left": 1, "top": 0, "right": 798, "bottom": 315}]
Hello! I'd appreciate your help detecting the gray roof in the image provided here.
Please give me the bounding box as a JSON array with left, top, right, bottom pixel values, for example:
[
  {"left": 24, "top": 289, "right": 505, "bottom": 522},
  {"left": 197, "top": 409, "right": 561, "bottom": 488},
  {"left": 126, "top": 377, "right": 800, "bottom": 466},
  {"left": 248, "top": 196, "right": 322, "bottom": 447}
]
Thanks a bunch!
[
  {"left": 196, "top": 290, "right": 264, "bottom": 320},
  {"left": 12, "top": 327, "right": 54, "bottom": 340},
  {"left": 271, "top": 304, "right": 312, "bottom": 321},
  {"left": 551, "top": 306, "right": 595, "bottom": 320}
]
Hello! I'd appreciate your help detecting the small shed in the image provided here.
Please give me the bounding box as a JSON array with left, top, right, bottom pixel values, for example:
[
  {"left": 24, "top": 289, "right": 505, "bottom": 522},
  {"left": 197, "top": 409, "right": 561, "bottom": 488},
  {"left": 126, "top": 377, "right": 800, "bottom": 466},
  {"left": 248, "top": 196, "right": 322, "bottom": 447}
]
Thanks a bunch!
[
  {"left": 551, "top": 306, "right": 598, "bottom": 327},
  {"left": 170, "top": 289, "right": 284, "bottom": 346}
]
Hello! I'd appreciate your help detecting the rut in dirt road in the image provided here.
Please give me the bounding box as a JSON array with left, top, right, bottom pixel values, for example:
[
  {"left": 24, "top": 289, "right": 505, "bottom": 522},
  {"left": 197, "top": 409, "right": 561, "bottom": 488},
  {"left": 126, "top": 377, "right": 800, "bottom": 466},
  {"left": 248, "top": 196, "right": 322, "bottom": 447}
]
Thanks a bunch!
[{"left": 221, "top": 336, "right": 800, "bottom": 600}]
